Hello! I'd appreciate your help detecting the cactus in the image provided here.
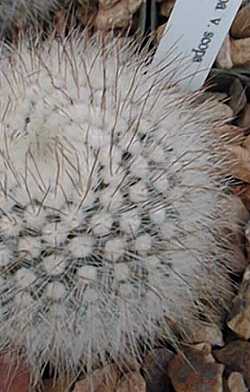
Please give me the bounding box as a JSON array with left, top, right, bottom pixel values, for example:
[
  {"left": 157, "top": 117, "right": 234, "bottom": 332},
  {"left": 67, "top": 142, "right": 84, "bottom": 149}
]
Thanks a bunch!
[{"left": 0, "top": 34, "right": 237, "bottom": 382}]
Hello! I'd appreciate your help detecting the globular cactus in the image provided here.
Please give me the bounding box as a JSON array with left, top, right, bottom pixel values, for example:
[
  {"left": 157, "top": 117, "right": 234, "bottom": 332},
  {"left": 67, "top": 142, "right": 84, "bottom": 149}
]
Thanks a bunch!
[{"left": 0, "top": 33, "right": 237, "bottom": 382}]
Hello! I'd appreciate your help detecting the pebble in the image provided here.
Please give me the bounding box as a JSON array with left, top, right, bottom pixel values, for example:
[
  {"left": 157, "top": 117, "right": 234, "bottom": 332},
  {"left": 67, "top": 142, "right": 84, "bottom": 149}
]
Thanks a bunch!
[
  {"left": 231, "top": 4, "right": 250, "bottom": 38},
  {"left": 187, "top": 325, "right": 224, "bottom": 347},
  {"left": 229, "top": 78, "right": 247, "bottom": 116},
  {"left": 142, "top": 348, "right": 174, "bottom": 392},
  {"left": 0, "top": 354, "right": 30, "bottom": 392},
  {"left": 238, "top": 103, "right": 250, "bottom": 128},
  {"left": 227, "top": 195, "right": 250, "bottom": 225},
  {"left": 231, "top": 38, "right": 250, "bottom": 67},
  {"left": 116, "top": 372, "right": 146, "bottom": 392},
  {"left": 168, "top": 346, "right": 224, "bottom": 392},
  {"left": 228, "top": 372, "right": 248, "bottom": 392},
  {"left": 216, "top": 35, "right": 233, "bottom": 69},
  {"left": 239, "top": 185, "right": 250, "bottom": 211},
  {"left": 213, "top": 340, "right": 250, "bottom": 387},
  {"left": 160, "top": 0, "right": 175, "bottom": 18},
  {"left": 73, "top": 365, "right": 120, "bottom": 392},
  {"left": 227, "top": 144, "right": 250, "bottom": 184},
  {"left": 95, "top": 0, "right": 142, "bottom": 30},
  {"left": 228, "top": 264, "right": 250, "bottom": 339}
]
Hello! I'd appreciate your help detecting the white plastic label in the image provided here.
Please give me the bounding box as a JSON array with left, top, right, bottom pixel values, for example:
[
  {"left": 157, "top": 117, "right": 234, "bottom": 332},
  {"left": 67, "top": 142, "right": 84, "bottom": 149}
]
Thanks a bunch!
[{"left": 153, "top": 0, "right": 243, "bottom": 91}]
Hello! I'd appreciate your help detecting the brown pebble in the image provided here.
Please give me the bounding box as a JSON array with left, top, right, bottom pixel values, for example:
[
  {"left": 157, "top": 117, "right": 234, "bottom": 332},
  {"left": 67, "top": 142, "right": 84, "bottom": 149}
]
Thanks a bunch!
[
  {"left": 227, "top": 263, "right": 250, "bottom": 339},
  {"left": 116, "top": 372, "right": 146, "bottom": 392},
  {"left": 216, "top": 35, "right": 233, "bottom": 69},
  {"left": 231, "top": 4, "right": 250, "bottom": 38},
  {"left": 142, "top": 348, "right": 174, "bottom": 392},
  {"left": 168, "top": 347, "right": 224, "bottom": 392},
  {"left": 0, "top": 354, "right": 30, "bottom": 392},
  {"left": 160, "top": 0, "right": 175, "bottom": 18},
  {"left": 73, "top": 364, "right": 120, "bottom": 392},
  {"left": 95, "top": 0, "right": 142, "bottom": 30},
  {"left": 213, "top": 340, "right": 250, "bottom": 387},
  {"left": 228, "top": 372, "right": 248, "bottom": 392},
  {"left": 238, "top": 103, "right": 250, "bottom": 128},
  {"left": 231, "top": 38, "right": 250, "bottom": 67}
]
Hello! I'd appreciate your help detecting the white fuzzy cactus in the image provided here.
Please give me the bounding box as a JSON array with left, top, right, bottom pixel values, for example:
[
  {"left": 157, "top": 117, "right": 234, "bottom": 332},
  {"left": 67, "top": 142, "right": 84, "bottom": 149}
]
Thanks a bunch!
[{"left": 0, "top": 34, "right": 237, "bottom": 381}]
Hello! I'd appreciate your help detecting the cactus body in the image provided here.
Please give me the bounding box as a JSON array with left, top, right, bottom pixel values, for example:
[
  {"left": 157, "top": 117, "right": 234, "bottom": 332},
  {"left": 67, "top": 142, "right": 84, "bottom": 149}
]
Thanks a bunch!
[{"left": 0, "top": 35, "right": 237, "bottom": 379}]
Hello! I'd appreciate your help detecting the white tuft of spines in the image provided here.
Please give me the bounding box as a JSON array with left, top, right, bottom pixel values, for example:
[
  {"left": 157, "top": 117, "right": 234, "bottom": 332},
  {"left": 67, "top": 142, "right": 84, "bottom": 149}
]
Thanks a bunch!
[{"left": 0, "top": 33, "right": 238, "bottom": 383}]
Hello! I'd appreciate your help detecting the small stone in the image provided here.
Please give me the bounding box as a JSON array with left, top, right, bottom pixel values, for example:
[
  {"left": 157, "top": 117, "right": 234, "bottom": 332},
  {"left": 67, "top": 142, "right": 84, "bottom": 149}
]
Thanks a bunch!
[
  {"left": 228, "top": 264, "right": 250, "bottom": 339},
  {"left": 243, "top": 264, "right": 250, "bottom": 281},
  {"left": 142, "top": 348, "right": 174, "bottom": 392},
  {"left": 78, "top": 2, "right": 97, "bottom": 26},
  {"left": 226, "top": 144, "right": 250, "bottom": 184},
  {"left": 188, "top": 324, "right": 224, "bottom": 347},
  {"left": 128, "top": 0, "right": 143, "bottom": 14},
  {"left": 216, "top": 34, "right": 233, "bottom": 69},
  {"left": 0, "top": 354, "right": 30, "bottom": 392},
  {"left": 244, "top": 134, "right": 250, "bottom": 151},
  {"left": 228, "top": 372, "right": 248, "bottom": 392},
  {"left": 73, "top": 365, "right": 120, "bottom": 392},
  {"left": 168, "top": 346, "right": 224, "bottom": 392},
  {"left": 95, "top": 5, "right": 130, "bottom": 30},
  {"left": 238, "top": 103, "right": 250, "bottom": 128},
  {"left": 191, "top": 343, "right": 215, "bottom": 363},
  {"left": 226, "top": 195, "right": 250, "bottom": 225},
  {"left": 160, "top": 0, "right": 175, "bottom": 18},
  {"left": 227, "top": 295, "right": 250, "bottom": 339},
  {"left": 116, "top": 372, "right": 146, "bottom": 392},
  {"left": 213, "top": 341, "right": 250, "bottom": 387},
  {"left": 95, "top": 0, "right": 142, "bottom": 30},
  {"left": 231, "top": 38, "right": 250, "bottom": 67},
  {"left": 155, "top": 23, "right": 167, "bottom": 43},
  {"left": 229, "top": 78, "right": 247, "bottom": 115},
  {"left": 239, "top": 185, "right": 250, "bottom": 211},
  {"left": 231, "top": 4, "right": 250, "bottom": 38}
]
